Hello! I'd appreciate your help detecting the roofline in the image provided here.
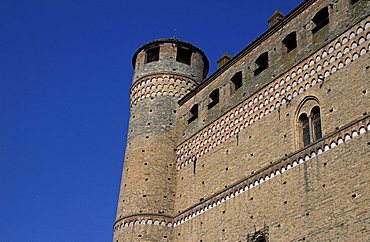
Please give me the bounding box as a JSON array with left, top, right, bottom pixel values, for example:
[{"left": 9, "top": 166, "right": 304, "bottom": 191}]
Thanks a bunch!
[
  {"left": 132, "top": 38, "right": 210, "bottom": 76},
  {"left": 178, "top": 0, "right": 317, "bottom": 106}
]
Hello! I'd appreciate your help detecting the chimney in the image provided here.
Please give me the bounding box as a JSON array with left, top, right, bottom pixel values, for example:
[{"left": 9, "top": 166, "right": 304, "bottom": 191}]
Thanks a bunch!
[
  {"left": 268, "top": 10, "right": 284, "bottom": 27},
  {"left": 217, "top": 53, "right": 232, "bottom": 69}
]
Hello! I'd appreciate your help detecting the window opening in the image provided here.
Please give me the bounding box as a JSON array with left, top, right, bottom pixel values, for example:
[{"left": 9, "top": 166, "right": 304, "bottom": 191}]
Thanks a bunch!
[
  {"left": 231, "top": 71, "right": 243, "bottom": 92},
  {"left": 254, "top": 52, "right": 269, "bottom": 76},
  {"left": 176, "top": 46, "right": 192, "bottom": 65},
  {"left": 208, "top": 89, "right": 219, "bottom": 109},
  {"left": 193, "top": 158, "right": 197, "bottom": 174},
  {"left": 299, "top": 113, "right": 311, "bottom": 147},
  {"left": 145, "top": 47, "right": 160, "bottom": 63},
  {"left": 298, "top": 106, "right": 323, "bottom": 147},
  {"left": 311, "top": 106, "right": 322, "bottom": 141},
  {"left": 188, "top": 104, "right": 199, "bottom": 124},
  {"left": 282, "top": 32, "right": 297, "bottom": 53},
  {"left": 312, "top": 7, "right": 329, "bottom": 34}
]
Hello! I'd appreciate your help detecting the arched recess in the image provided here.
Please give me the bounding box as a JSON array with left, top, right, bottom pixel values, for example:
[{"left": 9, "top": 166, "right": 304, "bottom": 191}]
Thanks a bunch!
[{"left": 295, "top": 96, "right": 322, "bottom": 148}]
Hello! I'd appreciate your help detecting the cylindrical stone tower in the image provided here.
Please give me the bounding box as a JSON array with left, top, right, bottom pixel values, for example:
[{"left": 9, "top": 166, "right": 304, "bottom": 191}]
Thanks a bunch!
[{"left": 113, "top": 39, "right": 209, "bottom": 242}]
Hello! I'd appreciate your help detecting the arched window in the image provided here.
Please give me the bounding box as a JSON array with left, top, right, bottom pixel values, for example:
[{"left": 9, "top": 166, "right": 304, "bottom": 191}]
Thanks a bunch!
[
  {"left": 311, "top": 106, "right": 322, "bottom": 141},
  {"left": 299, "top": 113, "right": 311, "bottom": 146},
  {"left": 297, "top": 104, "right": 323, "bottom": 147}
]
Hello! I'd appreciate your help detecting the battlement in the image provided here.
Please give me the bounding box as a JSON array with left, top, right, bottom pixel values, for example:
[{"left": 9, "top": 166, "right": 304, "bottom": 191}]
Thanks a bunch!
[
  {"left": 131, "top": 38, "right": 209, "bottom": 84},
  {"left": 177, "top": 0, "right": 369, "bottom": 143}
]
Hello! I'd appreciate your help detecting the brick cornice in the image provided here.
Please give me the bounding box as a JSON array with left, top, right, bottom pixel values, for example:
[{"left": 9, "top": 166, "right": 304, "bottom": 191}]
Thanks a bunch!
[{"left": 113, "top": 213, "right": 174, "bottom": 232}]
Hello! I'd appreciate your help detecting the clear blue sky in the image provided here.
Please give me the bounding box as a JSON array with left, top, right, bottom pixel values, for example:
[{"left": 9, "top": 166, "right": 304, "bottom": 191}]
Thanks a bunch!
[{"left": 0, "top": 0, "right": 302, "bottom": 241}]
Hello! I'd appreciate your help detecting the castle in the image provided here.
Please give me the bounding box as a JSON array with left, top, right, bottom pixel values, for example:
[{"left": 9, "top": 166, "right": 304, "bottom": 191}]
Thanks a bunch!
[{"left": 113, "top": 0, "right": 370, "bottom": 241}]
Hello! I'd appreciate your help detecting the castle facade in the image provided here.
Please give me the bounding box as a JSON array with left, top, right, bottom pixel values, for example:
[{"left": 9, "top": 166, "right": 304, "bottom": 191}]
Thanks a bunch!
[{"left": 114, "top": 0, "right": 370, "bottom": 241}]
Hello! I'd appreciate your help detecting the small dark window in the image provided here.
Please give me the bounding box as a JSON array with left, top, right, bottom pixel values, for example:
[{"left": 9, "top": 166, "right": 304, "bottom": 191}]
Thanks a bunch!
[
  {"left": 282, "top": 32, "right": 297, "bottom": 53},
  {"left": 312, "top": 7, "right": 329, "bottom": 34},
  {"left": 299, "top": 113, "right": 311, "bottom": 147},
  {"left": 176, "top": 46, "right": 192, "bottom": 65},
  {"left": 351, "top": 0, "right": 359, "bottom": 4},
  {"left": 311, "top": 106, "right": 322, "bottom": 141},
  {"left": 145, "top": 47, "right": 160, "bottom": 63},
  {"left": 231, "top": 71, "right": 243, "bottom": 92},
  {"left": 188, "top": 104, "right": 199, "bottom": 124},
  {"left": 254, "top": 52, "right": 269, "bottom": 76},
  {"left": 208, "top": 89, "right": 219, "bottom": 109}
]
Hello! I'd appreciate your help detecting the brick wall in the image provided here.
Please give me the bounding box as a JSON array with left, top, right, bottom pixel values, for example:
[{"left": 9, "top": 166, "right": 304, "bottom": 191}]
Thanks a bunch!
[
  {"left": 174, "top": 133, "right": 370, "bottom": 241},
  {"left": 114, "top": 40, "right": 208, "bottom": 241},
  {"left": 173, "top": 13, "right": 370, "bottom": 242},
  {"left": 113, "top": 0, "right": 370, "bottom": 241}
]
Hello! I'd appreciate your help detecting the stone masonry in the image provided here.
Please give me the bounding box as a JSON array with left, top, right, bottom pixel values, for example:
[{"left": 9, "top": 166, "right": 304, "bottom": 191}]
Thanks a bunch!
[{"left": 114, "top": 0, "right": 370, "bottom": 241}]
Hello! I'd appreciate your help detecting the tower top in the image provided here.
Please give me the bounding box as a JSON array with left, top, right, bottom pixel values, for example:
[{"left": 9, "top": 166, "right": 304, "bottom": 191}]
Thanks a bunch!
[{"left": 131, "top": 38, "right": 209, "bottom": 75}]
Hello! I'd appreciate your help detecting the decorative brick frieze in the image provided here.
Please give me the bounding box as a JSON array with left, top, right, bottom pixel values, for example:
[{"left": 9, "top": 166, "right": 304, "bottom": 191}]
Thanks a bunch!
[
  {"left": 173, "top": 115, "right": 370, "bottom": 227},
  {"left": 114, "top": 115, "right": 369, "bottom": 231},
  {"left": 176, "top": 18, "right": 370, "bottom": 171},
  {"left": 130, "top": 73, "right": 197, "bottom": 106},
  {"left": 113, "top": 214, "right": 173, "bottom": 232}
]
